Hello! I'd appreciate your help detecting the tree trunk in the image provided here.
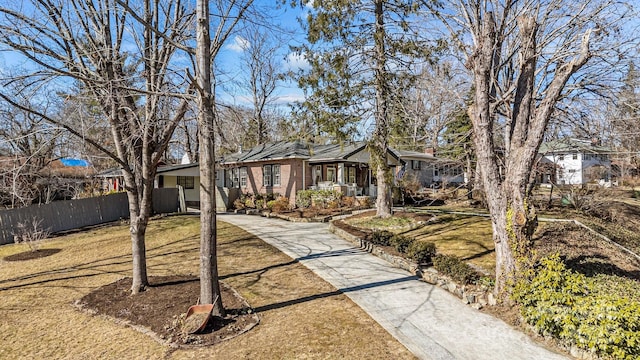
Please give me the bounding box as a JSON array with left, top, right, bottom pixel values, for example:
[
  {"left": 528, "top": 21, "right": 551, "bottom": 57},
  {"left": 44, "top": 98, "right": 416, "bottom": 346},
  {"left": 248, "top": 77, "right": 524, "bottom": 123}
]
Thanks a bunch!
[
  {"left": 196, "top": 0, "right": 224, "bottom": 315},
  {"left": 372, "top": 0, "right": 392, "bottom": 218},
  {"left": 126, "top": 180, "right": 150, "bottom": 294}
]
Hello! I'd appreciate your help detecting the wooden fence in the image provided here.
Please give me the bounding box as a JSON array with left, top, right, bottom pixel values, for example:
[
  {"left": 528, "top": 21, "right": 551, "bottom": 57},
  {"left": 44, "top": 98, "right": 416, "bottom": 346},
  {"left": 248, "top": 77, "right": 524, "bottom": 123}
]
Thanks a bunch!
[{"left": 0, "top": 188, "right": 179, "bottom": 245}]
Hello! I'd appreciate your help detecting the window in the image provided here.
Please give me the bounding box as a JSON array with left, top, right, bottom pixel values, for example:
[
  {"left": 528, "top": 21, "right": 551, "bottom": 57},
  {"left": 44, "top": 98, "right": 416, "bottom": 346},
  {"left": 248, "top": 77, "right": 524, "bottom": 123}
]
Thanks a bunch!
[
  {"left": 327, "top": 167, "right": 336, "bottom": 182},
  {"left": 411, "top": 160, "right": 421, "bottom": 170},
  {"left": 177, "top": 176, "right": 194, "bottom": 189},
  {"left": 273, "top": 165, "right": 281, "bottom": 186},
  {"left": 568, "top": 169, "right": 577, "bottom": 173},
  {"left": 263, "top": 164, "right": 281, "bottom": 187},
  {"left": 346, "top": 167, "right": 356, "bottom": 184},
  {"left": 263, "top": 165, "right": 272, "bottom": 186},
  {"left": 558, "top": 154, "right": 564, "bottom": 161},
  {"left": 240, "top": 167, "right": 247, "bottom": 187},
  {"left": 231, "top": 168, "right": 239, "bottom": 188},
  {"left": 572, "top": 153, "right": 578, "bottom": 160}
]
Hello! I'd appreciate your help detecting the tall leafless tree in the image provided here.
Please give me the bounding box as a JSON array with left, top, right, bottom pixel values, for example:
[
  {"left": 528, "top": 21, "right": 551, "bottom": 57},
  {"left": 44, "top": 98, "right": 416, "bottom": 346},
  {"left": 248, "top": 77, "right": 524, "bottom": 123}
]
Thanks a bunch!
[
  {"left": 195, "top": 0, "right": 255, "bottom": 311},
  {"left": 0, "top": 0, "right": 194, "bottom": 294},
  {"left": 427, "top": 0, "right": 636, "bottom": 296}
]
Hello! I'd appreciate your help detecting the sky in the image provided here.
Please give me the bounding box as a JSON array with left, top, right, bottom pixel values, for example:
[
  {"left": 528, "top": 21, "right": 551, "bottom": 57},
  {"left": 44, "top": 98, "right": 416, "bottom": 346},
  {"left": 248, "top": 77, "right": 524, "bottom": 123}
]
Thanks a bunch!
[
  {"left": 0, "top": 0, "right": 312, "bottom": 111},
  {"left": 214, "top": 1, "right": 312, "bottom": 108}
]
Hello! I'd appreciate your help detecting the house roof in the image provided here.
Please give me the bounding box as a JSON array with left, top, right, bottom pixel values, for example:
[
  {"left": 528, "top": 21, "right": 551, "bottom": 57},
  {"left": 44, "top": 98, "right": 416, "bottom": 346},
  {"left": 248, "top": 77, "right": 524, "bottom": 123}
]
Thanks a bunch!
[
  {"left": 539, "top": 138, "right": 610, "bottom": 154},
  {"left": 219, "top": 141, "right": 444, "bottom": 166},
  {"left": 156, "top": 163, "right": 200, "bottom": 174},
  {"left": 95, "top": 167, "right": 124, "bottom": 178},
  {"left": 308, "top": 142, "right": 368, "bottom": 162},
  {"left": 220, "top": 141, "right": 314, "bottom": 164},
  {"left": 391, "top": 149, "right": 437, "bottom": 161}
]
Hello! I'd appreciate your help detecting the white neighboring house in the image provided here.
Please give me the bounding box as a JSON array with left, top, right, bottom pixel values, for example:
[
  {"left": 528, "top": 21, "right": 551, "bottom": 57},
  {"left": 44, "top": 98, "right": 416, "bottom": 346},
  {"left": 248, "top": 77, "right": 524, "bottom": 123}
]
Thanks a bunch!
[{"left": 538, "top": 138, "right": 612, "bottom": 186}]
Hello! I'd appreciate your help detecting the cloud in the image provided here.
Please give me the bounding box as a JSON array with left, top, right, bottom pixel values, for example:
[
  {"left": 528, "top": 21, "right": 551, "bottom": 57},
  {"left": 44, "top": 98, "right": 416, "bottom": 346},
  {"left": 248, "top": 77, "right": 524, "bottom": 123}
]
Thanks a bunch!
[
  {"left": 226, "top": 36, "right": 250, "bottom": 52},
  {"left": 275, "top": 93, "right": 306, "bottom": 104},
  {"left": 284, "top": 52, "right": 310, "bottom": 72}
]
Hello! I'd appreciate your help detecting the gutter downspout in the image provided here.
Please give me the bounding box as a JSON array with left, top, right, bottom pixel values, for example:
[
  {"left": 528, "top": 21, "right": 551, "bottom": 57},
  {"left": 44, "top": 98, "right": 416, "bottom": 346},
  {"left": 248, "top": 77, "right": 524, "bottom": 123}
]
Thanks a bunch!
[{"left": 302, "top": 160, "right": 306, "bottom": 190}]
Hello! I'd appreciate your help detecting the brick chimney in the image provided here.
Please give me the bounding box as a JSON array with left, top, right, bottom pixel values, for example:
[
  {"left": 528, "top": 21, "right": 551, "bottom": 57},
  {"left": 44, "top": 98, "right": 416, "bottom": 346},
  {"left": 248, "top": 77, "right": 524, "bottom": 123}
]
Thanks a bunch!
[{"left": 425, "top": 147, "right": 435, "bottom": 156}]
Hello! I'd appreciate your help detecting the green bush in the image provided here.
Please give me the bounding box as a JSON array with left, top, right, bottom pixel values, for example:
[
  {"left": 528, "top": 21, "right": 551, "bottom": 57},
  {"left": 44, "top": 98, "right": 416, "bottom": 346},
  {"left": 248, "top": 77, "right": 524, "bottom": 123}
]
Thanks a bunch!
[
  {"left": 311, "top": 189, "right": 342, "bottom": 208},
  {"left": 296, "top": 190, "right": 313, "bottom": 208},
  {"left": 390, "top": 234, "right": 413, "bottom": 254},
  {"left": 433, "top": 254, "right": 479, "bottom": 284},
  {"left": 295, "top": 189, "right": 342, "bottom": 209},
  {"left": 368, "top": 230, "right": 393, "bottom": 246},
  {"left": 407, "top": 241, "right": 436, "bottom": 264},
  {"left": 512, "top": 254, "right": 640, "bottom": 359}
]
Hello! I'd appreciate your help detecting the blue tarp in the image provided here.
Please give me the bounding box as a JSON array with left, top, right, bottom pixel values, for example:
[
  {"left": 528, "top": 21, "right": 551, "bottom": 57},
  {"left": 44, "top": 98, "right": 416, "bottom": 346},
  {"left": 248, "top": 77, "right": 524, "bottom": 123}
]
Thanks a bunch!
[{"left": 60, "top": 158, "right": 90, "bottom": 167}]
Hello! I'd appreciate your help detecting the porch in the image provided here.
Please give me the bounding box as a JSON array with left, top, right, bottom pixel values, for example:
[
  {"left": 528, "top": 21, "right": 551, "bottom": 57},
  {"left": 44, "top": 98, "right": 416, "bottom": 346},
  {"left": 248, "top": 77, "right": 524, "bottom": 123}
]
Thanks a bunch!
[{"left": 307, "top": 161, "right": 392, "bottom": 198}]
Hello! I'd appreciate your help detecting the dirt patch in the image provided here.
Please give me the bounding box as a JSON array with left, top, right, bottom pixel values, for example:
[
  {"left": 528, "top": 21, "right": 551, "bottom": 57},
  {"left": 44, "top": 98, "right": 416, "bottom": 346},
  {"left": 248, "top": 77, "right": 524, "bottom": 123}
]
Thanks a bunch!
[
  {"left": 3, "top": 248, "right": 62, "bottom": 261},
  {"left": 77, "top": 275, "right": 259, "bottom": 348},
  {"left": 534, "top": 222, "right": 640, "bottom": 280}
]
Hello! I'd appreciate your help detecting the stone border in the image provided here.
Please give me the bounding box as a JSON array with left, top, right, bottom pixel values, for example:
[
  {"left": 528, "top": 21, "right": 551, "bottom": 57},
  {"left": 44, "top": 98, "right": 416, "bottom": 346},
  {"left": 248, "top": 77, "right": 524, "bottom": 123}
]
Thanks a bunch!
[{"left": 328, "top": 222, "right": 496, "bottom": 309}]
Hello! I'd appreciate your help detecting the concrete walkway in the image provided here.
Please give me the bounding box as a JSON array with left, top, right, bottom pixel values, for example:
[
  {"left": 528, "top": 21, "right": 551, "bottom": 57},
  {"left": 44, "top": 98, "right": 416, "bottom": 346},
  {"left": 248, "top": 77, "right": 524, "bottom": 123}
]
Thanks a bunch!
[{"left": 220, "top": 214, "right": 568, "bottom": 360}]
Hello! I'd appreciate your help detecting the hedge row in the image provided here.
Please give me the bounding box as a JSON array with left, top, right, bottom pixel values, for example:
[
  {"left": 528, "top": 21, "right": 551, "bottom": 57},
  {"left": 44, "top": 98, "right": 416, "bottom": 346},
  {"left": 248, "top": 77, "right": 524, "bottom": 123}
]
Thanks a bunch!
[
  {"left": 512, "top": 254, "right": 640, "bottom": 359},
  {"left": 366, "top": 230, "right": 436, "bottom": 267}
]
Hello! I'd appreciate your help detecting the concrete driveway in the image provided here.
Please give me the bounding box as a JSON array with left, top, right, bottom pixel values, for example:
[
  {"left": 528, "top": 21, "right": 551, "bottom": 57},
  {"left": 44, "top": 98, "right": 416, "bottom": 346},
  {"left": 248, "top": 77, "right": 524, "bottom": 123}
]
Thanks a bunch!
[{"left": 220, "top": 214, "right": 568, "bottom": 360}]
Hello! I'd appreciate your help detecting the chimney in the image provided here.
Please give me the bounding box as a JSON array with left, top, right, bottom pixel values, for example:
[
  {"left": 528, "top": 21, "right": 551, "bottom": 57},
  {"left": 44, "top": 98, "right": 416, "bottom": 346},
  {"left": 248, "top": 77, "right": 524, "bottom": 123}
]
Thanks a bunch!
[
  {"left": 425, "top": 147, "right": 435, "bottom": 156},
  {"left": 238, "top": 145, "right": 243, "bottom": 154}
]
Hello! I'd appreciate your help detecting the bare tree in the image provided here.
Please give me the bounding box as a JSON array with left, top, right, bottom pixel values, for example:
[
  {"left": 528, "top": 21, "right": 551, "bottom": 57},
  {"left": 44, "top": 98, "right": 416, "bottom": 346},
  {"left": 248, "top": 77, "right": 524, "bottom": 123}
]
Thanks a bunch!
[
  {"left": 0, "top": 0, "right": 194, "bottom": 294},
  {"left": 0, "top": 98, "right": 62, "bottom": 207},
  {"left": 195, "top": 0, "right": 255, "bottom": 312},
  {"left": 234, "top": 25, "right": 285, "bottom": 146},
  {"left": 427, "top": 0, "right": 636, "bottom": 296},
  {"left": 392, "top": 62, "right": 468, "bottom": 152}
]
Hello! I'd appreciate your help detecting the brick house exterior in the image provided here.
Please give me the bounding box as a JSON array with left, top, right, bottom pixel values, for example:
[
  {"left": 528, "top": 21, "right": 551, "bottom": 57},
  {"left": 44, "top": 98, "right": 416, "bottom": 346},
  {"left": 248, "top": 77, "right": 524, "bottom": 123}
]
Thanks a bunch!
[{"left": 155, "top": 141, "right": 441, "bottom": 209}]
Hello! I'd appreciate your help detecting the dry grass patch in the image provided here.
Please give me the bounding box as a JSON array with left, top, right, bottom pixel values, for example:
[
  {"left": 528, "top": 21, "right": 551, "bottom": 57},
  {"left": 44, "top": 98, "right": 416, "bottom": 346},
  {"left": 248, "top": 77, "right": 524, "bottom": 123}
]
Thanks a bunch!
[
  {"left": 404, "top": 215, "right": 495, "bottom": 272},
  {"left": 0, "top": 215, "right": 415, "bottom": 360}
]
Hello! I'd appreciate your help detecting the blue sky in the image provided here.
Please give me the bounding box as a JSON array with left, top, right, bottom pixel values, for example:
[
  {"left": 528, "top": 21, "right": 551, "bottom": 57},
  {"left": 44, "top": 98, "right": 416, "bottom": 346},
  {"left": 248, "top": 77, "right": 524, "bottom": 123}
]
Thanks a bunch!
[
  {"left": 0, "top": 0, "right": 311, "bottom": 110},
  {"left": 215, "top": 1, "right": 311, "bottom": 108}
]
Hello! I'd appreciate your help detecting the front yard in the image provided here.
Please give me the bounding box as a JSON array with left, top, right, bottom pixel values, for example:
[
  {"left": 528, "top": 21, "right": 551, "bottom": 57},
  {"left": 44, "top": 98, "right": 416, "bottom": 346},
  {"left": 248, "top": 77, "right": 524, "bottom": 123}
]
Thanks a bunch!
[{"left": 0, "top": 215, "right": 415, "bottom": 359}]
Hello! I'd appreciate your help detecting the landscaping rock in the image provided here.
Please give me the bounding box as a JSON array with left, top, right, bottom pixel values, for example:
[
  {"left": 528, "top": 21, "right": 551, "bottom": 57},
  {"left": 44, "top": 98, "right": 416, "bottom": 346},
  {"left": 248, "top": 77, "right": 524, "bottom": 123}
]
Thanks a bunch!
[{"left": 488, "top": 293, "right": 497, "bottom": 306}]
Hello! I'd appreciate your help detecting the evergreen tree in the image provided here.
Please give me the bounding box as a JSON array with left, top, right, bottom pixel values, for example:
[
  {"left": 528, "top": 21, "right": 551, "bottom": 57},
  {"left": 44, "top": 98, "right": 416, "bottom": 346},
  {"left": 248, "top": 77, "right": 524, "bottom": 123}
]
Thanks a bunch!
[{"left": 294, "top": 0, "right": 432, "bottom": 217}]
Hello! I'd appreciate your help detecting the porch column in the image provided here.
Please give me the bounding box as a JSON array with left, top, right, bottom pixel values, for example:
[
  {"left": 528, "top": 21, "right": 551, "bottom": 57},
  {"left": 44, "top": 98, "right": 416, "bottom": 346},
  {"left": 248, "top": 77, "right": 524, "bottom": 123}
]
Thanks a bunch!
[{"left": 337, "top": 163, "right": 345, "bottom": 184}]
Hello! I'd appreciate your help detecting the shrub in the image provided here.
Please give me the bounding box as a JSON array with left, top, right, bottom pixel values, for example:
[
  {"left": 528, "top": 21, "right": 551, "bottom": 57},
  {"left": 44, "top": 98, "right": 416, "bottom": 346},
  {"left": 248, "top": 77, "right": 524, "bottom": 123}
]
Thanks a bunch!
[
  {"left": 433, "top": 254, "right": 479, "bottom": 284},
  {"left": 13, "top": 218, "right": 49, "bottom": 252},
  {"left": 512, "top": 254, "right": 640, "bottom": 359},
  {"left": 390, "top": 234, "right": 413, "bottom": 254},
  {"left": 312, "top": 189, "right": 341, "bottom": 208},
  {"left": 342, "top": 196, "right": 356, "bottom": 207},
  {"left": 407, "top": 241, "right": 436, "bottom": 264},
  {"left": 296, "top": 190, "right": 313, "bottom": 208},
  {"left": 233, "top": 198, "right": 245, "bottom": 210},
  {"left": 255, "top": 199, "right": 265, "bottom": 209},
  {"left": 356, "top": 196, "right": 372, "bottom": 208},
  {"left": 368, "top": 230, "right": 393, "bottom": 246},
  {"left": 270, "top": 197, "right": 290, "bottom": 213}
]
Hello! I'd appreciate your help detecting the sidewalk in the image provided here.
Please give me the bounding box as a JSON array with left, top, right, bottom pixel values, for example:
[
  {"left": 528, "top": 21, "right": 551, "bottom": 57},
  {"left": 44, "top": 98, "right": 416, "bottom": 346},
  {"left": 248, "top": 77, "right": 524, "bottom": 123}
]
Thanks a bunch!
[{"left": 220, "top": 214, "right": 568, "bottom": 360}]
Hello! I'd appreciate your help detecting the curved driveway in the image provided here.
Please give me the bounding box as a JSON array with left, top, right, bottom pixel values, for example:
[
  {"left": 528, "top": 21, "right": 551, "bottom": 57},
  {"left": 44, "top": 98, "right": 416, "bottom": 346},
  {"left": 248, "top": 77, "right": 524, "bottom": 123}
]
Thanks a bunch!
[{"left": 220, "top": 214, "right": 567, "bottom": 360}]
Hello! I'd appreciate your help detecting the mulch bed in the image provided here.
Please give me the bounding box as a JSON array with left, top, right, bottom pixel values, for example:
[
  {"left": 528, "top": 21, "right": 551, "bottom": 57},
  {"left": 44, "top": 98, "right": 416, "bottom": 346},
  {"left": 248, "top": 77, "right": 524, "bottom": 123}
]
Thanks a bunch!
[
  {"left": 3, "top": 248, "right": 62, "bottom": 261},
  {"left": 76, "top": 275, "right": 259, "bottom": 348}
]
